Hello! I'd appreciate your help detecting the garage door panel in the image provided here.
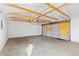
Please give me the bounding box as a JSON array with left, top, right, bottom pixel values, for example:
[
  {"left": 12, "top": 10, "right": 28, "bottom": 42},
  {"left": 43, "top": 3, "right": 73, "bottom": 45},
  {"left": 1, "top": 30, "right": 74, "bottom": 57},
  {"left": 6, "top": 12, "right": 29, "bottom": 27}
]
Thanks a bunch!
[
  {"left": 47, "top": 25, "right": 52, "bottom": 37},
  {"left": 42, "top": 25, "right": 47, "bottom": 36},
  {"left": 52, "top": 24, "right": 59, "bottom": 38},
  {"left": 59, "top": 21, "right": 70, "bottom": 40}
]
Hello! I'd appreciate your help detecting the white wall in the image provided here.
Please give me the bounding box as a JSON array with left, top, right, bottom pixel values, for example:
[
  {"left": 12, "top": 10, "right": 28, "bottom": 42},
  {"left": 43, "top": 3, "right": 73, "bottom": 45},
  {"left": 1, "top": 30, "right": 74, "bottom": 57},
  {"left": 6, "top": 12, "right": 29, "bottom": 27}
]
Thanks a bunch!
[
  {"left": 8, "top": 21, "right": 42, "bottom": 38},
  {"left": 69, "top": 3, "right": 79, "bottom": 42},
  {"left": 0, "top": 11, "right": 8, "bottom": 52},
  {"left": 71, "top": 18, "right": 79, "bottom": 42}
]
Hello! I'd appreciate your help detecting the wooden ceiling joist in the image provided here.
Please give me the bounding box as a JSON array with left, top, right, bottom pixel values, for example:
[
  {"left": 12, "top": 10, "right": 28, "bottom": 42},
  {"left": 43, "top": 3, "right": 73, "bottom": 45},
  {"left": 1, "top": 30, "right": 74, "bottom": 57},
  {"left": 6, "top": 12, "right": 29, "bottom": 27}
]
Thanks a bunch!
[
  {"left": 11, "top": 18, "right": 31, "bottom": 22},
  {"left": 42, "top": 20, "right": 70, "bottom": 25},
  {"left": 6, "top": 4, "right": 57, "bottom": 20},
  {"left": 44, "top": 3, "right": 70, "bottom": 18},
  {"left": 10, "top": 16, "right": 31, "bottom": 20},
  {"left": 44, "top": 3, "right": 68, "bottom": 15},
  {"left": 58, "top": 3, "right": 68, "bottom": 8},
  {"left": 36, "top": 3, "right": 68, "bottom": 19},
  {"left": 10, "top": 16, "right": 37, "bottom": 23},
  {"left": 10, "top": 13, "right": 52, "bottom": 23},
  {"left": 9, "top": 13, "right": 37, "bottom": 22},
  {"left": 9, "top": 12, "right": 34, "bottom": 19}
]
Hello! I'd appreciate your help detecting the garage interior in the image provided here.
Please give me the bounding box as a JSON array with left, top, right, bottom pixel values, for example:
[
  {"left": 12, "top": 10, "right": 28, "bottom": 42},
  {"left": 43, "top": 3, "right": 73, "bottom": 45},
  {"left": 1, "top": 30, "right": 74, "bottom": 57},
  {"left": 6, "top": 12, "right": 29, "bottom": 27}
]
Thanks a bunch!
[{"left": 0, "top": 3, "right": 79, "bottom": 56}]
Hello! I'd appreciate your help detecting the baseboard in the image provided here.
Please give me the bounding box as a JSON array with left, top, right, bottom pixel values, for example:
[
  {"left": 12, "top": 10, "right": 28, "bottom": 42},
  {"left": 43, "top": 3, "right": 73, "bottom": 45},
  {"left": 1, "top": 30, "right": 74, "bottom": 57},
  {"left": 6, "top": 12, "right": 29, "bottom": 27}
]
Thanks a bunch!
[
  {"left": 8, "top": 35, "right": 42, "bottom": 39},
  {"left": 52, "top": 37, "right": 70, "bottom": 41},
  {"left": 45, "top": 36, "right": 70, "bottom": 41}
]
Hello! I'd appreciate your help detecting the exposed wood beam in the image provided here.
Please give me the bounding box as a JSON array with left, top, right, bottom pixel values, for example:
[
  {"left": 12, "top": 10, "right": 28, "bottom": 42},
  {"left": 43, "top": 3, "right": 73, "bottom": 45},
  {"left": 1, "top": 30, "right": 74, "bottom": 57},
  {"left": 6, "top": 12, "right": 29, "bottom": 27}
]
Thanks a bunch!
[
  {"left": 44, "top": 3, "right": 70, "bottom": 18},
  {"left": 11, "top": 19, "right": 49, "bottom": 24},
  {"left": 58, "top": 3, "right": 68, "bottom": 8},
  {"left": 42, "top": 20, "right": 70, "bottom": 25},
  {"left": 9, "top": 12, "right": 34, "bottom": 19},
  {"left": 11, "top": 18, "right": 31, "bottom": 22},
  {"left": 36, "top": 3, "right": 68, "bottom": 19},
  {"left": 10, "top": 16, "right": 31, "bottom": 20},
  {"left": 10, "top": 17, "right": 30, "bottom": 21},
  {"left": 51, "top": 20, "right": 70, "bottom": 24},
  {"left": 9, "top": 13, "right": 38, "bottom": 22},
  {"left": 44, "top": 3, "right": 68, "bottom": 15},
  {"left": 10, "top": 17, "right": 37, "bottom": 23},
  {"left": 6, "top": 4, "right": 57, "bottom": 20},
  {"left": 10, "top": 13, "right": 52, "bottom": 23}
]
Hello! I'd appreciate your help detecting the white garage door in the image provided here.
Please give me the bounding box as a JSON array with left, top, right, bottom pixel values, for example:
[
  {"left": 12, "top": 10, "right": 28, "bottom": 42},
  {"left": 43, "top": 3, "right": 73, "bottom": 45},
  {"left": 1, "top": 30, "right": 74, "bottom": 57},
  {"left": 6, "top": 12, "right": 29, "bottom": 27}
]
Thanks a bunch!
[
  {"left": 52, "top": 24, "right": 59, "bottom": 38},
  {"left": 42, "top": 25, "right": 47, "bottom": 36},
  {"left": 47, "top": 24, "right": 52, "bottom": 37}
]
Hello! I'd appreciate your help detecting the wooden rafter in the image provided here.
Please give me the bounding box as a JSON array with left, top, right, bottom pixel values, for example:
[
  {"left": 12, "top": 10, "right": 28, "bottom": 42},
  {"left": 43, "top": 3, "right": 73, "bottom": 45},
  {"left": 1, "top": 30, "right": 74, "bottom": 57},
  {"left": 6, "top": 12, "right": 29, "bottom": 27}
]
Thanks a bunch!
[
  {"left": 36, "top": 3, "right": 68, "bottom": 19},
  {"left": 10, "top": 16, "right": 31, "bottom": 20},
  {"left": 42, "top": 20, "right": 70, "bottom": 25},
  {"left": 9, "top": 12, "right": 39, "bottom": 22},
  {"left": 44, "top": 3, "right": 70, "bottom": 18},
  {"left": 6, "top": 4, "right": 57, "bottom": 20},
  {"left": 9, "top": 12, "right": 34, "bottom": 19},
  {"left": 10, "top": 13, "right": 33, "bottom": 21},
  {"left": 10, "top": 16, "right": 30, "bottom": 21},
  {"left": 58, "top": 3, "right": 68, "bottom": 8},
  {"left": 11, "top": 18, "right": 32, "bottom": 22},
  {"left": 10, "top": 13, "right": 53, "bottom": 23},
  {"left": 10, "top": 16, "right": 37, "bottom": 23}
]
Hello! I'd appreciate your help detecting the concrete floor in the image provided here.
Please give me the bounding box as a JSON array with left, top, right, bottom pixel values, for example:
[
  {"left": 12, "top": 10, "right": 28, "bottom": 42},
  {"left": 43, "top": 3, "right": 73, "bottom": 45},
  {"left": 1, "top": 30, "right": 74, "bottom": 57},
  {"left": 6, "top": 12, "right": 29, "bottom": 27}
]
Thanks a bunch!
[{"left": 0, "top": 36, "right": 79, "bottom": 56}]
